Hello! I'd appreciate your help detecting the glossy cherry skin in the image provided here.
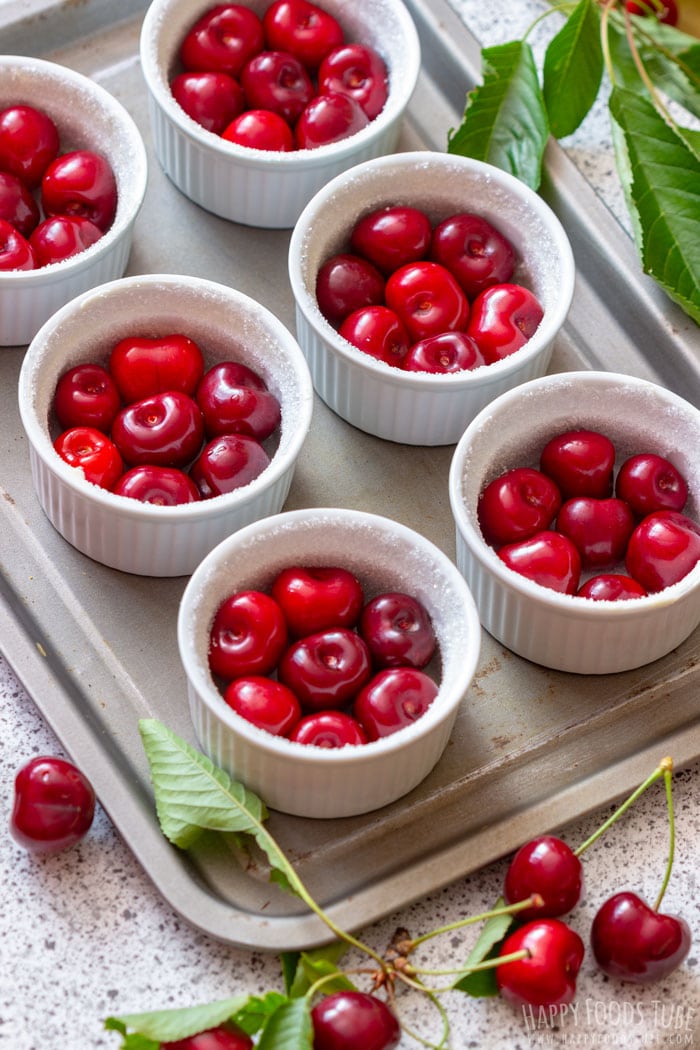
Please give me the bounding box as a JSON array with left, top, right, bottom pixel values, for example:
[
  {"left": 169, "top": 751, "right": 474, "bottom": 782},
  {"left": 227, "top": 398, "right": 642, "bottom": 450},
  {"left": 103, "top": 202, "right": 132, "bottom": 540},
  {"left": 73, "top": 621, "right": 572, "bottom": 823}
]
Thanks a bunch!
[
  {"left": 41, "top": 149, "right": 118, "bottom": 231},
  {"left": 111, "top": 391, "right": 204, "bottom": 468},
  {"left": 263, "top": 0, "right": 344, "bottom": 72},
  {"left": 318, "top": 43, "right": 389, "bottom": 119},
  {"left": 467, "top": 283, "right": 543, "bottom": 363},
  {"left": 350, "top": 205, "right": 432, "bottom": 275},
  {"left": 498, "top": 530, "right": 582, "bottom": 595},
  {"left": 504, "top": 835, "right": 583, "bottom": 919},
  {"left": 385, "top": 260, "right": 469, "bottom": 342},
  {"left": 270, "top": 565, "right": 364, "bottom": 637},
  {"left": 10, "top": 755, "right": 95, "bottom": 854},
  {"left": 311, "top": 991, "right": 400, "bottom": 1050},
  {"left": 195, "top": 361, "right": 281, "bottom": 441},
  {"left": 315, "top": 252, "right": 385, "bottom": 326},
  {"left": 240, "top": 50, "right": 314, "bottom": 124},
  {"left": 577, "top": 573, "right": 648, "bottom": 601},
  {"left": 615, "top": 453, "right": 688, "bottom": 516},
  {"left": 496, "top": 919, "right": 585, "bottom": 1011},
  {"left": 112, "top": 465, "right": 201, "bottom": 505},
  {"left": 171, "top": 71, "right": 246, "bottom": 134},
  {"left": 402, "top": 330, "right": 487, "bottom": 374},
  {"left": 0, "top": 170, "right": 40, "bottom": 236},
  {"left": 29, "top": 214, "right": 103, "bottom": 266},
  {"left": 208, "top": 589, "right": 288, "bottom": 680},
  {"left": 430, "top": 212, "right": 516, "bottom": 299},
  {"left": 626, "top": 0, "right": 678, "bottom": 24},
  {"left": 109, "top": 333, "right": 205, "bottom": 403},
  {"left": 591, "top": 891, "right": 691, "bottom": 982},
  {"left": 0, "top": 217, "right": 36, "bottom": 270},
  {"left": 0, "top": 104, "right": 59, "bottom": 188},
  {"left": 53, "top": 363, "right": 121, "bottom": 433},
  {"left": 222, "top": 108, "right": 295, "bottom": 151},
  {"left": 540, "top": 429, "right": 615, "bottom": 500},
  {"left": 625, "top": 510, "right": 700, "bottom": 592},
  {"left": 339, "top": 305, "right": 410, "bottom": 368},
  {"left": 190, "top": 433, "right": 271, "bottom": 497},
  {"left": 161, "top": 1023, "right": 253, "bottom": 1050},
  {"left": 223, "top": 675, "right": 301, "bottom": 736},
  {"left": 354, "top": 667, "right": 438, "bottom": 740},
  {"left": 279, "top": 627, "right": 372, "bottom": 711},
  {"left": 478, "top": 467, "right": 562, "bottom": 548},
  {"left": 289, "top": 709, "right": 368, "bottom": 747},
  {"left": 359, "top": 592, "right": 436, "bottom": 669},
  {"left": 54, "top": 426, "right": 124, "bottom": 489},
  {"left": 295, "top": 92, "right": 369, "bottom": 149},
  {"left": 180, "top": 4, "right": 265, "bottom": 76},
  {"left": 556, "top": 496, "right": 636, "bottom": 570}
]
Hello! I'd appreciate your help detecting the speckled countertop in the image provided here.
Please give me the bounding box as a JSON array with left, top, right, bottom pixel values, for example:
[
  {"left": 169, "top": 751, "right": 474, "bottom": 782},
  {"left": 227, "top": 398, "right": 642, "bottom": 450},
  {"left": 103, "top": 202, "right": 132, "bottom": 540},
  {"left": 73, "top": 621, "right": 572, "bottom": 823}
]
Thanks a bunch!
[{"left": 1, "top": 1, "right": 699, "bottom": 1048}]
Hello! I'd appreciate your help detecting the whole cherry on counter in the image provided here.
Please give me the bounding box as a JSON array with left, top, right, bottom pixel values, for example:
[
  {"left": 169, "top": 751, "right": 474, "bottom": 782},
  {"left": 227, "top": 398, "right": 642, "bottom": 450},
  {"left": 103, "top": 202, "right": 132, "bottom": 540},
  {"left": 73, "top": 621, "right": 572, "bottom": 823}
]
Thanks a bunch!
[
  {"left": 161, "top": 1023, "right": 253, "bottom": 1050},
  {"left": 496, "top": 918, "right": 585, "bottom": 1011},
  {"left": 504, "top": 835, "right": 583, "bottom": 919},
  {"left": 591, "top": 891, "right": 691, "bottom": 982},
  {"left": 10, "top": 755, "right": 95, "bottom": 854},
  {"left": 311, "top": 990, "right": 400, "bottom": 1050}
]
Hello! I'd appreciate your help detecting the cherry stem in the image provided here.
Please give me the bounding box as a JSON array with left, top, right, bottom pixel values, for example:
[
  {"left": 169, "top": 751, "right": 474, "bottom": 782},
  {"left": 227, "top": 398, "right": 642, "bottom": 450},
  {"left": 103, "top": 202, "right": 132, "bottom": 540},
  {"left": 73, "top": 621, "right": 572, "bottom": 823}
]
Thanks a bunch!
[
  {"left": 573, "top": 757, "right": 673, "bottom": 858},
  {"left": 408, "top": 894, "right": 543, "bottom": 949},
  {"left": 401, "top": 947, "right": 530, "bottom": 988},
  {"left": 654, "top": 764, "right": 676, "bottom": 911}
]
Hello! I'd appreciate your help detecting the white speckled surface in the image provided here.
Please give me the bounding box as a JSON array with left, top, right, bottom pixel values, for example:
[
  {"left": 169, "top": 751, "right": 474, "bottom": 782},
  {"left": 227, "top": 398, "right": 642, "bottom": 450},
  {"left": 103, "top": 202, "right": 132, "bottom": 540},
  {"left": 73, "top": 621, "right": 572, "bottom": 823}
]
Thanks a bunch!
[{"left": 2, "top": 0, "right": 699, "bottom": 1047}]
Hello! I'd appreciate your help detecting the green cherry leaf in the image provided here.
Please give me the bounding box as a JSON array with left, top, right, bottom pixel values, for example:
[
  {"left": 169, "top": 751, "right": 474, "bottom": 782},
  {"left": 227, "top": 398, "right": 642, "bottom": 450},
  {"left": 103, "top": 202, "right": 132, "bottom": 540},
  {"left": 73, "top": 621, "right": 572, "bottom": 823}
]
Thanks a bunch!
[
  {"left": 105, "top": 996, "right": 251, "bottom": 1044},
  {"left": 257, "top": 996, "right": 314, "bottom": 1050},
  {"left": 287, "top": 944, "right": 353, "bottom": 998},
  {"left": 609, "top": 85, "right": 700, "bottom": 323},
  {"left": 448, "top": 40, "right": 549, "bottom": 190},
  {"left": 543, "top": 0, "right": 603, "bottom": 138},
  {"left": 452, "top": 896, "right": 514, "bottom": 997}
]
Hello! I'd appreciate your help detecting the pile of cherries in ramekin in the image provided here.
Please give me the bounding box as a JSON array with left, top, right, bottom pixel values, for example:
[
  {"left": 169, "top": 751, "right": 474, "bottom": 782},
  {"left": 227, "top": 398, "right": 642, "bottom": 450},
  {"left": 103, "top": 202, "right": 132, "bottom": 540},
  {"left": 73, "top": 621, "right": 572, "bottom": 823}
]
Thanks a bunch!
[
  {"left": 0, "top": 101, "right": 117, "bottom": 270},
  {"left": 208, "top": 565, "right": 441, "bottom": 747},
  {"left": 477, "top": 426, "right": 700, "bottom": 598}
]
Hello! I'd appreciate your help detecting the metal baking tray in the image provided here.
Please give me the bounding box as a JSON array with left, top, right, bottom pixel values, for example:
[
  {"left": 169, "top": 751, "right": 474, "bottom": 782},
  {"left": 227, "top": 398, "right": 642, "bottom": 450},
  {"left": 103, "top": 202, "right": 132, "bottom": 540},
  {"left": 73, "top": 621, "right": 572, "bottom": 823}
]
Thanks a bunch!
[{"left": 1, "top": 0, "right": 699, "bottom": 951}]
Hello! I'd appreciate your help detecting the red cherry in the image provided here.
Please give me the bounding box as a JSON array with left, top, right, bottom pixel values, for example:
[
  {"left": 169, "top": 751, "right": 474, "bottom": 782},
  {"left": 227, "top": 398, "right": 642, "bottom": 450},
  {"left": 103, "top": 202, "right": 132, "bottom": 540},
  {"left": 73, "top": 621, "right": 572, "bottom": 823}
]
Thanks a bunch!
[
  {"left": 311, "top": 991, "right": 400, "bottom": 1050},
  {"left": 540, "top": 429, "right": 616, "bottom": 500},
  {"left": 53, "top": 363, "right": 121, "bottom": 433},
  {"left": 222, "top": 108, "right": 295, "bottom": 151},
  {"left": 53, "top": 426, "right": 124, "bottom": 489},
  {"left": 498, "top": 530, "right": 582, "bottom": 594},
  {"left": 161, "top": 1023, "right": 253, "bottom": 1050},
  {"left": 109, "top": 333, "right": 205, "bottom": 403},
  {"left": 359, "top": 592, "right": 436, "bottom": 669},
  {"left": 111, "top": 391, "right": 204, "bottom": 468},
  {"left": 262, "top": 0, "right": 344, "bottom": 72},
  {"left": 190, "top": 433, "right": 271, "bottom": 497},
  {"left": 315, "top": 252, "right": 385, "bottom": 326},
  {"left": 625, "top": 510, "right": 700, "bottom": 592},
  {"left": 577, "top": 574, "right": 648, "bottom": 600},
  {"left": 171, "top": 71, "right": 246, "bottom": 134},
  {"left": 504, "top": 836, "right": 583, "bottom": 919},
  {"left": 41, "top": 149, "right": 117, "bottom": 232},
  {"left": 591, "top": 891, "right": 691, "bottom": 982},
  {"left": 240, "top": 50, "right": 314, "bottom": 125},
  {"left": 350, "top": 205, "right": 432, "bottom": 275},
  {"left": 467, "top": 283, "right": 544, "bottom": 363},
  {"left": 430, "top": 212, "right": 516, "bottom": 299},
  {"left": 402, "top": 331, "right": 487, "bottom": 374},
  {"left": 338, "top": 305, "right": 410, "bottom": 368},
  {"left": 295, "top": 92, "right": 369, "bottom": 149},
  {"left": 278, "top": 627, "right": 372, "bottom": 711},
  {"left": 270, "top": 565, "right": 364, "bottom": 637},
  {"left": 112, "top": 465, "right": 201, "bottom": 505},
  {"left": 0, "top": 170, "right": 40, "bottom": 236},
  {"left": 0, "top": 217, "right": 36, "bottom": 270},
  {"left": 626, "top": 0, "right": 678, "bottom": 24},
  {"left": 556, "top": 496, "right": 636, "bottom": 570},
  {"left": 0, "top": 103, "right": 59, "bottom": 188},
  {"left": 223, "top": 676, "right": 301, "bottom": 736},
  {"left": 496, "top": 919, "right": 585, "bottom": 1011},
  {"left": 385, "top": 260, "right": 470, "bottom": 343},
  {"left": 180, "top": 4, "right": 265, "bottom": 77},
  {"left": 195, "top": 361, "right": 281, "bottom": 441},
  {"left": 615, "top": 453, "right": 688, "bottom": 516},
  {"left": 478, "top": 467, "right": 562, "bottom": 548},
  {"left": 29, "top": 214, "right": 103, "bottom": 266},
  {"left": 10, "top": 755, "right": 95, "bottom": 854},
  {"left": 289, "top": 709, "right": 368, "bottom": 747},
  {"left": 354, "top": 667, "right": 438, "bottom": 740},
  {"left": 317, "top": 43, "right": 389, "bottom": 120},
  {"left": 208, "top": 589, "right": 288, "bottom": 680}
]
